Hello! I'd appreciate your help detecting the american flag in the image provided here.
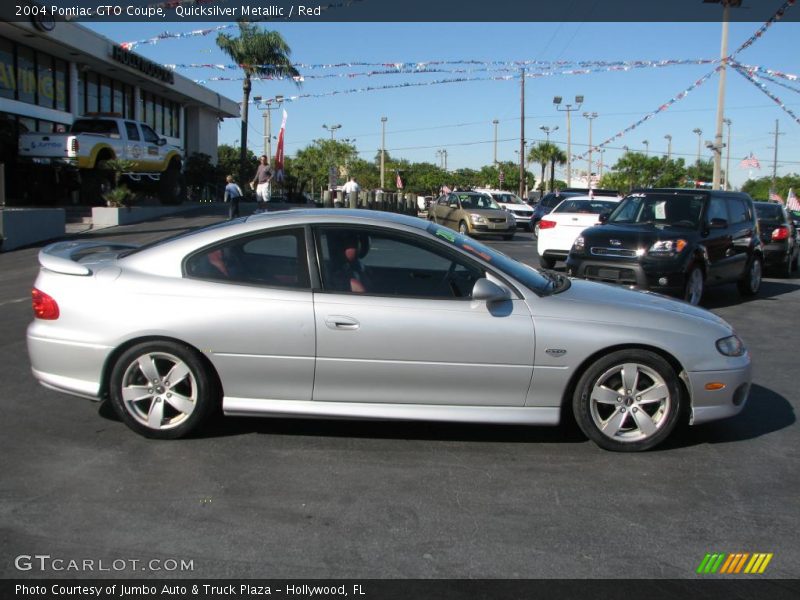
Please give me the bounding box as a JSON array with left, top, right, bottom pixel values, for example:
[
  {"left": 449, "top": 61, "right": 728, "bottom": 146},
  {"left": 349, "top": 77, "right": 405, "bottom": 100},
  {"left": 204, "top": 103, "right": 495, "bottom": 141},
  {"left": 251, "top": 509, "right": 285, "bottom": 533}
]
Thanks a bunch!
[
  {"left": 396, "top": 172, "right": 404, "bottom": 190},
  {"left": 739, "top": 152, "right": 761, "bottom": 170},
  {"left": 787, "top": 188, "right": 800, "bottom": 212},
  {"left": 769, "top": 189, "right": 783, "bottom": 203}
]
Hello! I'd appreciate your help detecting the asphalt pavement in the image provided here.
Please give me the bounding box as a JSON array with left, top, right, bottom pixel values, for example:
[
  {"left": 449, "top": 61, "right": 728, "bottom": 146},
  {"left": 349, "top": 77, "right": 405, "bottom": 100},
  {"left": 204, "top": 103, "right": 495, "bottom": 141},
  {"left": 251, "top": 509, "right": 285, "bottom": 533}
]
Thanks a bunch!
[{"left": 1, "top": 207, "right": 798, "bottom": 580}]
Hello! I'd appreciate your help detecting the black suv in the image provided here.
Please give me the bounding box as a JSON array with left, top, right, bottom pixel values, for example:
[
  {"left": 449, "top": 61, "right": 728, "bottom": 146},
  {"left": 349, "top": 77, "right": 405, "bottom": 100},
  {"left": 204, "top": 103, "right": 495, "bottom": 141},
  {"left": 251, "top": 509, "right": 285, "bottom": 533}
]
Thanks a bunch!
[{"left": 565, "top": 188, "right": 763, "bottom": 305}]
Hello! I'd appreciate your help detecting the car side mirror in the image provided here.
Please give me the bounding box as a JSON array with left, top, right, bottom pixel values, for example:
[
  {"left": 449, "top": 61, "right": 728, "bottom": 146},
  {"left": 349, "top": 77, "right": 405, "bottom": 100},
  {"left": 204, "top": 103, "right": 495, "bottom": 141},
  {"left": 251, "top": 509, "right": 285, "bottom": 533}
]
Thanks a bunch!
[
  {"left": 157, "top": 138, "right": 167, "bottom": 146},
  {"left": 472, "top": 278, "right": 511, "bottom": 303},
  {"left": 598, "top": 212, "right": 610, "bottom": 224},
  {"left": 708, "top": 217, "right": 728, "bottom": 229}
]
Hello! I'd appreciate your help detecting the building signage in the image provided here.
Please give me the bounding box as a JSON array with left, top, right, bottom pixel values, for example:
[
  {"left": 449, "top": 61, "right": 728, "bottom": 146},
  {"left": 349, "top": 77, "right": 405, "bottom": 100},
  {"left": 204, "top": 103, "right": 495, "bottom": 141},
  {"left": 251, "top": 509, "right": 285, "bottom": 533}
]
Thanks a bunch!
[{"left": 111, "top": 45, "right": 174, "bottom": 84}]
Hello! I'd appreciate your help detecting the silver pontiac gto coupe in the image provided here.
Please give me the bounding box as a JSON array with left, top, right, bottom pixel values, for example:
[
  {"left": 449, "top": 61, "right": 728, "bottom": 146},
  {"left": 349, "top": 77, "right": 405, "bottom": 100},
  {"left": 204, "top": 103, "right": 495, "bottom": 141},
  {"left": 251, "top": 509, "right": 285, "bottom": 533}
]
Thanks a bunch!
[{"left": 27, "top": 210, "right": 751, "bottom": 451}]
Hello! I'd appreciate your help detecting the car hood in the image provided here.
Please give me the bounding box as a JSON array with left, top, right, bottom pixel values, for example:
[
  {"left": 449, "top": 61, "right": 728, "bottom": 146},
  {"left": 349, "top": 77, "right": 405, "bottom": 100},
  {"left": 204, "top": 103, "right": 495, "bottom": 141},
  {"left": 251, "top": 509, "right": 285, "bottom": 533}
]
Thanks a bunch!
[
  {"left": 548, "top": 277, "right": 729, "bottom": 329},
  {"left": 581, "top": 223, "right": 699, "bottom": 250}
]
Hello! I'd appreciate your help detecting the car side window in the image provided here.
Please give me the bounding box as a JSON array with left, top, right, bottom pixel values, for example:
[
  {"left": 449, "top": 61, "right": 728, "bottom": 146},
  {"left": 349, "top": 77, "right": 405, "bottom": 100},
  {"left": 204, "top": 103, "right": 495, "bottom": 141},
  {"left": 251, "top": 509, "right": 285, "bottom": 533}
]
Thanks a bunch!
[
  {"left": 707, "top": 197, "right": 728, "bottom": 223},
  {"left": 316, "top": 226, "right": 484, "bottom": 298},
  {"left": 140, "top": 124, "right": 160, "bottom": 144},
  {"left": 728, "top": 198, "right": 750, "bottom": 225},
  {"left": 125, "top": 122, "right": 140, "bottom": 141},
  {"left": 185, "top": 228, "right": 310, "bottom": 289}
]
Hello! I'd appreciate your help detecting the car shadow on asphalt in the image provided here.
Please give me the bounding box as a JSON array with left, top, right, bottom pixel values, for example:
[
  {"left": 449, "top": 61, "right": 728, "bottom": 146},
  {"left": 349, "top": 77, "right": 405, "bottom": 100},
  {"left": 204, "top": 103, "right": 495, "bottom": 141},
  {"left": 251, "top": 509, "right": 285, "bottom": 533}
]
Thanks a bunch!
[
  {"left": 658, "top": 383, "right": 795, "bottom": 451},
  {"left": 701, "top": 277, "right": 800, "bottom": 310}
]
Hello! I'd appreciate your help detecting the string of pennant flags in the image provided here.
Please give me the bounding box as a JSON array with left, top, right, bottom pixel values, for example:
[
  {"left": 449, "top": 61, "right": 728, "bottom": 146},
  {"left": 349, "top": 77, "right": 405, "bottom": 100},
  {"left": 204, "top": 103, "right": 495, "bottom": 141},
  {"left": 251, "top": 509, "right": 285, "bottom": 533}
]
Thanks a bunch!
[{"left": 732, "top": 64, "right": 800, "bottom": 126}]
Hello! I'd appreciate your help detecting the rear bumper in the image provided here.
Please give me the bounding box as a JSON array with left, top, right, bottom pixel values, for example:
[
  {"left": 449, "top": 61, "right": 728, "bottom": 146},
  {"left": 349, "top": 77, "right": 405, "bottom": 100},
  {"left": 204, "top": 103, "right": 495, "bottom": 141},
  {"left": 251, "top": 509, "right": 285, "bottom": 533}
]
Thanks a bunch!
[
  {"left": 761, "top": 242, "right": 790, "bottom": 267},
  {"left": 686, "top": 362, "right": 752, "bottom": 425}
]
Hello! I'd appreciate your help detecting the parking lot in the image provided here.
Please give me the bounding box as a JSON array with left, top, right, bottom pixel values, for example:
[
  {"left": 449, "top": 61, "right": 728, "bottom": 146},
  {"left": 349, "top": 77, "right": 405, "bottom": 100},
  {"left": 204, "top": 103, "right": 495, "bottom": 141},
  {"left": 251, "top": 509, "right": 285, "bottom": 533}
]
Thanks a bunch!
[{"left": 1, "top": 207, "right": 798, "bottom": 580}]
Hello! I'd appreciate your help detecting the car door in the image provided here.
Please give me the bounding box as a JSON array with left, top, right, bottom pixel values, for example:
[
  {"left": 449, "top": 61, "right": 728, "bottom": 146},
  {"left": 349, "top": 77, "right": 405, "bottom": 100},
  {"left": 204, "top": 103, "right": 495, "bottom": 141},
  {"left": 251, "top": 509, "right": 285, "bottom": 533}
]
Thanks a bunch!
[
  {"left": 726, "top": 196, "right": 756, "bottom": 282},
  {"left": 182, "top": 227, "right": 316, "bottom": 402},
  {"left": 702, "top": 196, "right": 735, "bottom": 284},
  {"left": 311, "top": 225, "right": 535, "bottom": 406},
  {"left": 140, "top": 123, "right": 165, "bottom": 170},
  {"left": 124, "top": 121, "right": 145, "bottom": 169}
]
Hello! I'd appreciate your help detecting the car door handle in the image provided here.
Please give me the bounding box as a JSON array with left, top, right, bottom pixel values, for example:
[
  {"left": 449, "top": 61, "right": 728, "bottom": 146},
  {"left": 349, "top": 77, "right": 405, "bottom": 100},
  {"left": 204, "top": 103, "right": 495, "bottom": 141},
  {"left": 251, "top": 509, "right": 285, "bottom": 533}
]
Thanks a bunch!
[{"left": 324, "top": 315, "right": 360, "bottom": 330}]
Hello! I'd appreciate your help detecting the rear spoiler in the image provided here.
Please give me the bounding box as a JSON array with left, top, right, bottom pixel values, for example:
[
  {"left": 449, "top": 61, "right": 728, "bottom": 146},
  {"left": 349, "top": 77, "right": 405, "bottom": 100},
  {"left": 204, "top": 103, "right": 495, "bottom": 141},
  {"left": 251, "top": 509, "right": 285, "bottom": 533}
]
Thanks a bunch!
[{"left": 39, "top": 241, "right": 139, "bottom": 276}]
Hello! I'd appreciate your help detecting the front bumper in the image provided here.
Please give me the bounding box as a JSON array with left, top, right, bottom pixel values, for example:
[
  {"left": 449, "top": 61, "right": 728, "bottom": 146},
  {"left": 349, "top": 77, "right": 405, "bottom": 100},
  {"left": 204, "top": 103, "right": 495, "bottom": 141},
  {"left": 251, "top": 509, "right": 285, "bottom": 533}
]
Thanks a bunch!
[
  {"left": 470, "top": 224, "right": 516, "bottom": 236},
  {"left": 566, "top": 254, "right": 688, "bottom": 296},
  {"left": 686, "top": 361, "right": 752, "bottom": 425}
]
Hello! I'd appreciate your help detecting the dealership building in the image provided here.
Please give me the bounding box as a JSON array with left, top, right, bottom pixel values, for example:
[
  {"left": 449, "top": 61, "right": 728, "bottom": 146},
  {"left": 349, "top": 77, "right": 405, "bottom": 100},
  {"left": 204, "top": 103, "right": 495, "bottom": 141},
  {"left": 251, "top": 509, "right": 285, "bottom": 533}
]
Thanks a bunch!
[{"left": 0, "top": 17, "right": 239, "bottom": 203}]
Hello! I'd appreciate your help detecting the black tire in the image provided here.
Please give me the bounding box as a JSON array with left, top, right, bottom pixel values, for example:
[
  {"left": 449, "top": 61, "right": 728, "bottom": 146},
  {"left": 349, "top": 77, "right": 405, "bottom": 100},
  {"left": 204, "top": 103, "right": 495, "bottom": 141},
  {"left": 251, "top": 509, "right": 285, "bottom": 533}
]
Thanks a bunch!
[
  {"left": 792, "top": 251, "right": 799, "bottom": 274},
  {"left": 683, "top": 265, "right": 704, "bottom": 306},
  {"left": 737, "top": 255, "right": 762, "bottom": 297},
  {"left": 573, "top": 349, "right": 683, "bottom": 452},
  {"left": 539, "top": 256, "right": 556, "bottom": 269},
  {"left": 109, "top": 341, "right": 218, "bottom": 439},
  {"left": 158, "top": 166, "right": 185, "bottom": 205}
]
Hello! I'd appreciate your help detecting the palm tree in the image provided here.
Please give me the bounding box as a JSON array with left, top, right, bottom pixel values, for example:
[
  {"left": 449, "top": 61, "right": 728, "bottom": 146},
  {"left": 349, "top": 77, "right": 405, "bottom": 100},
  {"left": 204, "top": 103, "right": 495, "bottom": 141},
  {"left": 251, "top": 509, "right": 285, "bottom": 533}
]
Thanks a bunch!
[
  {"left": 217, "top": 22, "right": 300, "bottom": 183},
  {"left": 528, "top": 143, "right": 567, "bottom": 192},
  {"left": 529, "top": 143, "right": 553, "bottom": 193}
]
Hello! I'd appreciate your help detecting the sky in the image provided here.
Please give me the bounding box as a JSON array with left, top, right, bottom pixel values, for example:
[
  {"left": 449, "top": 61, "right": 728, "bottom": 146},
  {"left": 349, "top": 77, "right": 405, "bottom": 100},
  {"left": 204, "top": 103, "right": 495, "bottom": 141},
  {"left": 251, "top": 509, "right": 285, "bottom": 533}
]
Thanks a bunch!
[{"left": 85, "top": 16, "right": 800, "bottom": 189}]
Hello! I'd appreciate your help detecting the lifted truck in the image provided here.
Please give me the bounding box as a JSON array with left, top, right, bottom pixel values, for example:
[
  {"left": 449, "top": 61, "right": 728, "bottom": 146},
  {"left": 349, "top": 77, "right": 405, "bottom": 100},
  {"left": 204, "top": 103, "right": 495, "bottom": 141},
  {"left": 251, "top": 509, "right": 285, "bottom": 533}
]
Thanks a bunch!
[{"left": 18, "top": 115, "right": 185, "bottom": 204}]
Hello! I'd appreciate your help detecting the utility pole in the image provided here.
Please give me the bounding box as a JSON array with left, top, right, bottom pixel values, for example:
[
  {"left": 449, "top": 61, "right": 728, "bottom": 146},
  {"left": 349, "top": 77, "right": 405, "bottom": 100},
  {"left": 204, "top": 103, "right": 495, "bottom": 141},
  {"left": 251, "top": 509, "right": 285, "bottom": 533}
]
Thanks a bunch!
[
  {"left": 583, "top": 112, "right": 598, "bottom": 188},
  {"left": 642, "top": 139, "right": 649, "bottom": 157},
  {"left": 664, "top": 134, "right": 672, "bottom": 160},
  {"left": 380, "top": 116, "right": 387, "bottom": 189},
  {"left": 554, "top": 95, "right": 583, "bottom": 187},
  {"left": 711, "top": 0, "right": 739, "bottom": 190},
  {"left": 492, "top": 119, "right": 499, "bottom": 165},
  {"left": 323, "top": 123, "right": 341, "bottom": 140},
  {"left": 770, "top": 119, "right": 783, "bottom": 190},
  {"left": 693, "top": 128, "right": 703, "bottom": 164},
  {"left": 252, "top": 95, "right": 284, "bottom": 162},
  {"left": 723, "top": 118, "right": 732, "bottom": 190},
  {"left": 519, "top": 69, "right": 525, "bottom": 199},
  {"left": 598, "top": 148, "right": 605, "bottom": 178}
]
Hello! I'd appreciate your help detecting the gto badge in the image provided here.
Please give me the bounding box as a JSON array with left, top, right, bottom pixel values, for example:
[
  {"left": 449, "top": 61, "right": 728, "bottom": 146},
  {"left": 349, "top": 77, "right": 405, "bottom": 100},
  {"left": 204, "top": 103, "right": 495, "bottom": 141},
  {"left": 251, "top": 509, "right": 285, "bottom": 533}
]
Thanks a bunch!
[
  {"left": 546, "top": 348, "right": 567, "bottom": 357},
  {"left": 609, "top": 239, "right": 622, "bottom": 247}
]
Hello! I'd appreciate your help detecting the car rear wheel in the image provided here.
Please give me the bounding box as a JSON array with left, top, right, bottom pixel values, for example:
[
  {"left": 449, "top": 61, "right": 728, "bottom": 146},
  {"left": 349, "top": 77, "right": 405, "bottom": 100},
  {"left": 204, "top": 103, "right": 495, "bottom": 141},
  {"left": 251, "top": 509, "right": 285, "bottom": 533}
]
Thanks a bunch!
[
  {"left": 737, "top": 256, "right": 762, "bottom": 297},
  {"left": 109, "top": 341, "right": 218, "bottom": 439},
  {"left": 539, "top": 256, "right": 556, "bottom": 269},
  {"left": 573, "top": 349, "right": 683, "bottom": 452},
  {"left": 683, "top": 266, "right": 704, "bottom": 306}
]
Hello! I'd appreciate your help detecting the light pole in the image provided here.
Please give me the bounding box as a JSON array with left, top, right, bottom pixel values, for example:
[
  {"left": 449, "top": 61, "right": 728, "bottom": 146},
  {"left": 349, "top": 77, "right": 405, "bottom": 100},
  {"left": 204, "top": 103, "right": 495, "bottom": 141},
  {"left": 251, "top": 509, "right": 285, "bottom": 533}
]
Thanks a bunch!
[
  {"left": 554, "top": 95, "right": 583, "bottom": 186},
  {"left": 323, "top": 123, "right": 341, "bottom": 140},
  {"left": 492, "top": 119, "right": 499, "bottom": 164},
  {"left": 583, "top": 112, "right": 598, "bottom": 187},
  {"left": 380, "top": 116, "right": 387, "bottom": 189},
  {"left": 540, "top": 125, "right": 558, "bottom": 143},
  {"left": 598, "top": 148, "right": 606, "bottom": 178},
  {"left": 252, "top": 95, "right": 284, "bottom": 162},
  {"left": 664, "top": 134, "right": 672, "bottom": 159},
  {"left": 692, "top": 128, "right": 703, "bottom": 165},
  {"left": 723, "top": 118, "right": 732, "bottom": 189},
  {"left": 642, "top": 139, "right": 649, "bottom": 157}
]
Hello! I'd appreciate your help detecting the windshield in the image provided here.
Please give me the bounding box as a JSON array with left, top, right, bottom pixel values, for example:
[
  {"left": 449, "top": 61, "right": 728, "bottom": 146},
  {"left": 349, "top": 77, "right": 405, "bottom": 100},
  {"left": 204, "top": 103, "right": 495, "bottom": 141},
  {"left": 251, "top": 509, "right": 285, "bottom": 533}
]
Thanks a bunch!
[
  {"left": 458, "top": 193, "right": 501, "bottom": 210},
  {"left": 609, "top": 193, "right": 706, "bottom": 229},
  {"left": 755, "top": 203, "right": 784, "bottom": 222},
  {"left": 554, "top": 199, "right": 619, "bottom": 214},
  {"left": 425, "top": 222, "right": 564, "bottom": 295},
  {"left": 492, "top": 193, "right": 526, "bottom": 205}
]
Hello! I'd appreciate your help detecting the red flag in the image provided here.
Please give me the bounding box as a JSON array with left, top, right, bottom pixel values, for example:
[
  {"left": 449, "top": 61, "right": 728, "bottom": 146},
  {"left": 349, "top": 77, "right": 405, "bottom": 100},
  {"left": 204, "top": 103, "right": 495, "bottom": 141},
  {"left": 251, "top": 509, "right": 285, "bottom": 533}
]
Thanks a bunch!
[
  {"left": 396, "top": 172, "right": 404, "bottom": 189},
  {"left": 274, "top": 110, "right": 287, "bottom": 182}
]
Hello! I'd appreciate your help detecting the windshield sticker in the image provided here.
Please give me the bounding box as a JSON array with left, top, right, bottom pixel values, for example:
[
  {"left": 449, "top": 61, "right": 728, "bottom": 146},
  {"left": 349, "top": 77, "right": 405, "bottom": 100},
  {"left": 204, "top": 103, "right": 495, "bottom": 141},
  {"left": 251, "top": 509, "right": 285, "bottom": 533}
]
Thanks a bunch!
[
  {"left": 462, "top": 244, "right": 492, "bottom": 262},
  {"left": 435, "top": 228, "right": 456, "bottom": 243},
  {"left": 655, "top": 202, "right": 666, "bottom": 219}
]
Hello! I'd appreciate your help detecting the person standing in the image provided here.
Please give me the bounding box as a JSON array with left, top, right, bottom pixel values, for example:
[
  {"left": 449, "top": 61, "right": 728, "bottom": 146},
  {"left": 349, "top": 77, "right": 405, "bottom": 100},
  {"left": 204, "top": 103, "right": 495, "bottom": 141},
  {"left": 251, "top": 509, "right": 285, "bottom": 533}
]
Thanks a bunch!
[
  {"left": 250, "top": 155, "right": 273, "bottom": 205},
  {"left": 223, "top": 175, "right": 243, "bottom": 219},
  {"left": 342, "top": 176, "right": 360, "bottom": 206}
]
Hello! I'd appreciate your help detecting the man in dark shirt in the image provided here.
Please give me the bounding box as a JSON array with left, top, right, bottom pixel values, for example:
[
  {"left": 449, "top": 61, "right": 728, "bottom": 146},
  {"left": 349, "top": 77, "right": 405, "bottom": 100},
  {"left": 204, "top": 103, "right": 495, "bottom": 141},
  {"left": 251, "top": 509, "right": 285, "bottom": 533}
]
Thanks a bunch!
[{"left": 250, "top": 155, "right": 272, "bottom": 204}]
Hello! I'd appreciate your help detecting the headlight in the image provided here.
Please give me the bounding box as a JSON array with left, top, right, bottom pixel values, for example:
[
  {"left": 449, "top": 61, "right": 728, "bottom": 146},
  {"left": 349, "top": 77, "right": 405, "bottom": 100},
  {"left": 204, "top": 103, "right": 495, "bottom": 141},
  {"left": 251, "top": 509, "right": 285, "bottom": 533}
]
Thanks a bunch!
[
  {"left": 470, "top": 213, "right": 486, "bottom": 224},
  {"left": 572, "top": 236, "right": 585, "bottom": 251},
  {"left": 648, "top": 239, "right": 687, "bottom": 255},
  {"left": 716, "top": 335, "right": 746, "bottom": 357}
]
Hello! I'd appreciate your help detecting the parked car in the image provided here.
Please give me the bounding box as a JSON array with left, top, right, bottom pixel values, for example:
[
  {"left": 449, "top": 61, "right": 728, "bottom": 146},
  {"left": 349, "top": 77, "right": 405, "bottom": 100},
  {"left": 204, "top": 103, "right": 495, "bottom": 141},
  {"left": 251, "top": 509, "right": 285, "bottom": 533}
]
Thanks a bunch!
[
  {"left": 754, "top": 201, "right": 799, "bottom": 276},
  {"left": 474, "top": 189, "right": 535, "bottom": 231},
  {"left": 18, "top": 115, "right": 184, "bottom": 204},
  {"left": 566, "top": 188, "right": 764, "bottom": 306},
  {"left": 536, "top": 195, "right": 622, "bottom": 269},
  {"left": 28, "top": 210, "right": 751, "bottom": 452},
  {"left": 532, "top": 189, "right": 619, "bottom": 236},
  {"left": 428, "top": 191, "right": 516, "bottom": 240}
]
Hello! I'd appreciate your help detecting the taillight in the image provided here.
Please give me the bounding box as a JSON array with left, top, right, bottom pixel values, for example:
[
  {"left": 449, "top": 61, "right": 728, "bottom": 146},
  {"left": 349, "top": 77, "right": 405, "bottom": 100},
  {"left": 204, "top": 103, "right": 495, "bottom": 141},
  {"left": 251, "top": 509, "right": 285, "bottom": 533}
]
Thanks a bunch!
[
  {"left": 32, "top": 288, "right": 59, "bottom": 320},
  {"left": 70, "top": 138, "right": 79, "bottom": 154},
  {"left": 539, "top": 219, "right": 557, "bottom": 229},
  {"left": 772, "top": 225, "right": 789, "bottom": 241}
]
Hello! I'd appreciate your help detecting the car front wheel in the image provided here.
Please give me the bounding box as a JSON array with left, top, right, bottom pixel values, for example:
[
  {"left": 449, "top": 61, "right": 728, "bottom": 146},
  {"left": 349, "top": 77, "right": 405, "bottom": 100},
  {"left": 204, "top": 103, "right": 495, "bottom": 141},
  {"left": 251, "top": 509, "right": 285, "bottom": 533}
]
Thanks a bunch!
[
  {"left": 109, "top": 341, "right": 218, "bottom": 439},
  {"left": 683, "top": 266, "right": 704, "bottom": 306},
  {"left": 573, "top": 349, "right": 683, "bottom": 452},
  {"left": 459, "top": 221, "right": 469, "bottom": 236},
  {"left": 737, "top": 256, "right": 762, "bottom": 297}
]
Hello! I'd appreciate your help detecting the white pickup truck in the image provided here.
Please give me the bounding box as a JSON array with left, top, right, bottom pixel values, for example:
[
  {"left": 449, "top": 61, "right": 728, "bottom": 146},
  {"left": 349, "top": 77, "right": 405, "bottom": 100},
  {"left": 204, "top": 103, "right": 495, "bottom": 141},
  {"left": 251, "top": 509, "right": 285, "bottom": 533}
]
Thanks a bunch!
[{"left": 18, "top": 116, "right": 185, "bottom": 204}]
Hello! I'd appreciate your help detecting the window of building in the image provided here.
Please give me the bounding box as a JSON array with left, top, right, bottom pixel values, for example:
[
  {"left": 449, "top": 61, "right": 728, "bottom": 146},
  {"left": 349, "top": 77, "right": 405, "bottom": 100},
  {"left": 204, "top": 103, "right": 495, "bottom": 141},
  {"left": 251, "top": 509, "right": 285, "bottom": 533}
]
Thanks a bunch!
[
  {"left": 85, "top": 71, "right": 99, "bottom": 114},
  {"left": 16, "top": 45, "right": 36, "bottom": 105},
  {"left": 112, "top": 80, "right": 123, "bottom": 115},
  {"left": 54, "top": 59, "right": 68, "bottom": 111},
  {"left": 0, "top": 38, "right": 13, "bottom": 100},
  {"left": 99, "top": 76, "right": 111, "bottom": 113},
  {"left": 36, "top": 51, "right": 54, "bottom": 109}
]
